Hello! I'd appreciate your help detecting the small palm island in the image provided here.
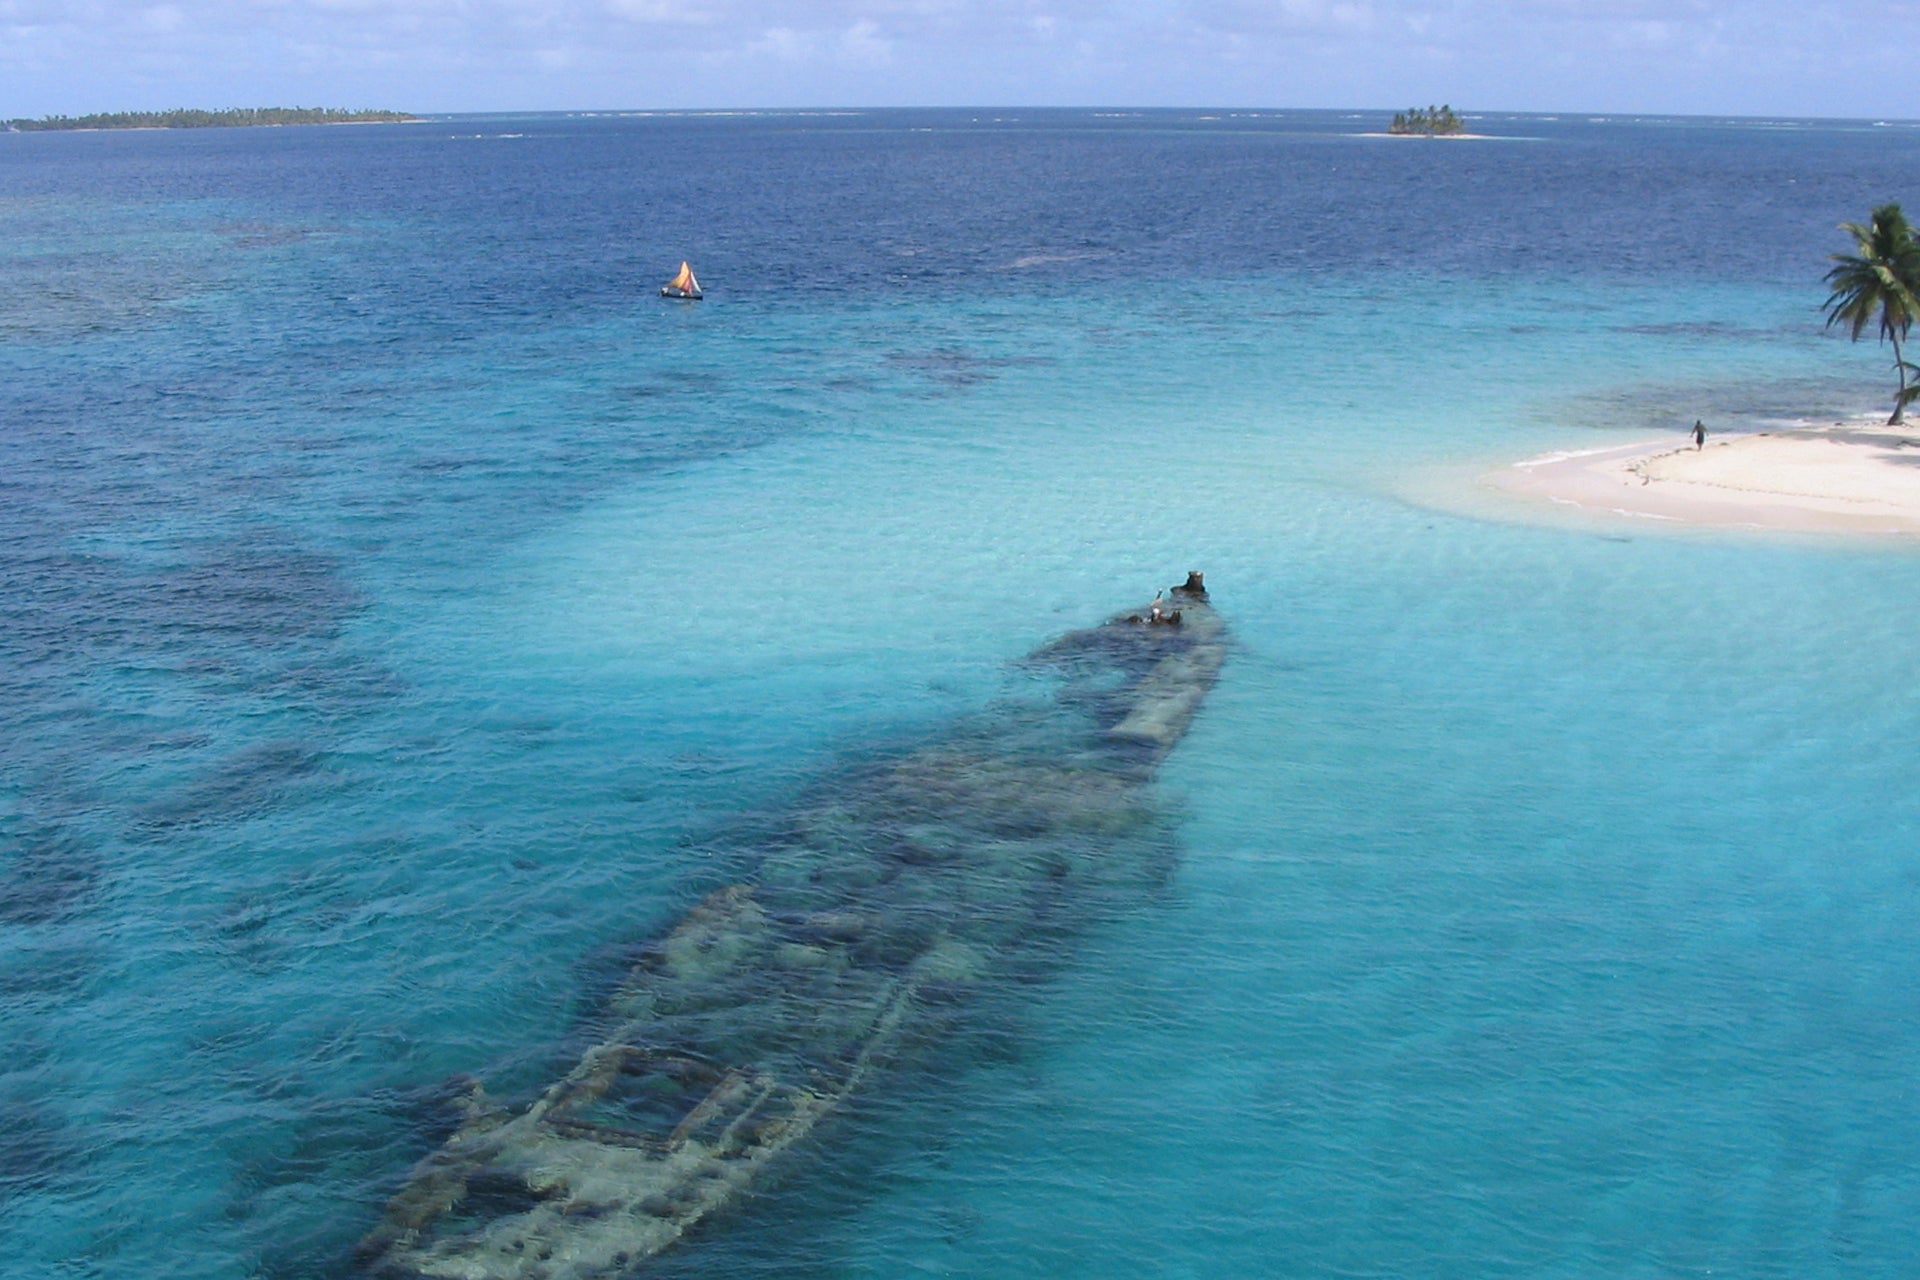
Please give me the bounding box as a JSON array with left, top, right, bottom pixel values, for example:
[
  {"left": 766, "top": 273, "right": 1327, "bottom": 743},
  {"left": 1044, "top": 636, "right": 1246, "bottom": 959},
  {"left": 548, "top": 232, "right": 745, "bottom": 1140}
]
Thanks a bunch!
[
  {"left": 1389, "top": 104, "right": 1467, "bottom": 136},
  {"left": 1487, "top": 202, "right": 1920, "bottom": 537}
]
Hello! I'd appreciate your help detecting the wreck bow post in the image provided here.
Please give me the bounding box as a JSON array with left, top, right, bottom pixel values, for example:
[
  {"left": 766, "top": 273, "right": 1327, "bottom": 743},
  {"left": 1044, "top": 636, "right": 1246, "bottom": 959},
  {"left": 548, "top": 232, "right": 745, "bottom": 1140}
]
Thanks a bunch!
[{"left": 360, "top": 574, "right": 1225, "bottom": 1279}]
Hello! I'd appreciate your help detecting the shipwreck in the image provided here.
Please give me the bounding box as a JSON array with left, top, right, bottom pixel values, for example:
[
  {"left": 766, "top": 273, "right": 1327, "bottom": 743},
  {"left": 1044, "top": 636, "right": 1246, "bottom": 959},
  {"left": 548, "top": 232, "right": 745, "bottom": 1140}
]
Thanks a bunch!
[{"left": 360, "top": 572, "right": 1226, "bottom": 1278}]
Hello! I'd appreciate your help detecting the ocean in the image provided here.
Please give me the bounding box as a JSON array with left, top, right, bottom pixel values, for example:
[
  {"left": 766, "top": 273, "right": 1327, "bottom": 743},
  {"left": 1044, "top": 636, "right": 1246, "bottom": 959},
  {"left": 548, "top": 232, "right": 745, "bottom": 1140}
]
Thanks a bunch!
[{"left": 5, "top": 107, "right": 1920, "bottom": 1279}]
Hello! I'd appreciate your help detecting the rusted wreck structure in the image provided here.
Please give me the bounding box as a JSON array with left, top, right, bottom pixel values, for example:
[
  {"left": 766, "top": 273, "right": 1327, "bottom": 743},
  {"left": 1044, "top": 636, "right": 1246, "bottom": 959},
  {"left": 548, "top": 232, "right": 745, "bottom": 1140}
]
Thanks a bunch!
[{"left": 361, "top": 573, "right": 1225, "bottom": 1279}]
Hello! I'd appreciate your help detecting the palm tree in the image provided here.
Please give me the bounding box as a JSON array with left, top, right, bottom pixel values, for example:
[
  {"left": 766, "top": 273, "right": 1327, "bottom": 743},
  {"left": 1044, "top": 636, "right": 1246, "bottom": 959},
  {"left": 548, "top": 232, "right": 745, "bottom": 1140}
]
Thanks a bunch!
[{"left": 1823, "top": 202, "right": 1920, "bottom": 425}]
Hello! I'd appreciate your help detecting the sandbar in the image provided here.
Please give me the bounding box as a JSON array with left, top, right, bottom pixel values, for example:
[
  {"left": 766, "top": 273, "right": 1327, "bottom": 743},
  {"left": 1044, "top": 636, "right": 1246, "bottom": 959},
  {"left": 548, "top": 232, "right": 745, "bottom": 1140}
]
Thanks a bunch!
[
  {"left": 1356, "top": 132, "right": 1502, "bottom": 140},
  {"left": 1485, "top": 420, "right": 1920, "bottom": 537}
]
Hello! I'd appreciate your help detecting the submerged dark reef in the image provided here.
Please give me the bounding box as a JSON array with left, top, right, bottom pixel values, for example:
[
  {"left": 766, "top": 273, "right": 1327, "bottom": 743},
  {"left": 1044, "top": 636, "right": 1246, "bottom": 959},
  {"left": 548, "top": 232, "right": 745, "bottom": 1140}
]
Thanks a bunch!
[{"left": 360, "top": 576, "right": 1225, "bottom": 1279}]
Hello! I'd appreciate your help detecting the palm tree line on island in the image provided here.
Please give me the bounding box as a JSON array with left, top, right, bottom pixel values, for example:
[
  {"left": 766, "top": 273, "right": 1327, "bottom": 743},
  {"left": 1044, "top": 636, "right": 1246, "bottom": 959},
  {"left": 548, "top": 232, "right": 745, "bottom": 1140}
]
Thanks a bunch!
[
  {"left": 3, "top": 107, "right": 414, "bottom": 131},
  {"left": 1388, "top": 105, "right": 1466, "bottom": 135},
  {"left": 1824, "top": 202, "right": 1920, "bottom": 425}
]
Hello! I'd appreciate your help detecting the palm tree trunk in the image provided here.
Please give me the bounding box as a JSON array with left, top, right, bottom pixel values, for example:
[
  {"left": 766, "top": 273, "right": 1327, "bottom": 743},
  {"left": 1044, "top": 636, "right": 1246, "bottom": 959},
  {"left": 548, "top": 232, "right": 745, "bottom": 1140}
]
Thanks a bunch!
[{"left": 1893, "top": 327, "right": 1909, "bottom": 426}]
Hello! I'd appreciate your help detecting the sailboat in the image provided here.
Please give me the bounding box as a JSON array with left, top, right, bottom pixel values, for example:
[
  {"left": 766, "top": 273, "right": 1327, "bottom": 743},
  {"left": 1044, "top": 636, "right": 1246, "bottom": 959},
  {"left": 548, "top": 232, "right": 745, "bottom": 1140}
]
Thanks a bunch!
[{"left": 660, "top": 261, "right": 702, "bottom": 300}]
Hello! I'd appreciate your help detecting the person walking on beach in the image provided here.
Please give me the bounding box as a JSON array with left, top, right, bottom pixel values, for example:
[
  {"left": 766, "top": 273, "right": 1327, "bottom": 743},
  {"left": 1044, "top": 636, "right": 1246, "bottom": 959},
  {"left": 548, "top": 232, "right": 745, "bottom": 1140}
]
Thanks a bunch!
[{"left": 1692, "top": 419, "right": 1706, "bottom": 450}]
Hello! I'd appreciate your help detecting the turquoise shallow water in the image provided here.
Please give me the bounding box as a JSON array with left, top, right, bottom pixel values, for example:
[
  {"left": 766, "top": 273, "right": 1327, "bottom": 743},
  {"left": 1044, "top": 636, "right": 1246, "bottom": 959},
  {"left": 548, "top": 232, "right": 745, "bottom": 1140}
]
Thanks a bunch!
[{"left": 5, "top": 110, "right": 1920, "bottom": 1278}]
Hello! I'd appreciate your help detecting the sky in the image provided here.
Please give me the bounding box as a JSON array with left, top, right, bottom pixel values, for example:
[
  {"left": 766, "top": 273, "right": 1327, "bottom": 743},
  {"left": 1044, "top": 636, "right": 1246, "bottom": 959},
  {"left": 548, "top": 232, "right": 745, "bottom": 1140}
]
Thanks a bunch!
[{"left": 2, "top": 0, "right": 1918, "bottom": 120}]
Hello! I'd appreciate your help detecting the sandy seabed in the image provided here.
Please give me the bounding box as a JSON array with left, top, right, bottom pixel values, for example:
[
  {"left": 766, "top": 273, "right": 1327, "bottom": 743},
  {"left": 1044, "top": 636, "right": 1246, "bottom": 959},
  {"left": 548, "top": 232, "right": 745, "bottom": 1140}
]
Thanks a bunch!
[{"left": 1482, "top": 420, "right": 1920, "bottom": 538}]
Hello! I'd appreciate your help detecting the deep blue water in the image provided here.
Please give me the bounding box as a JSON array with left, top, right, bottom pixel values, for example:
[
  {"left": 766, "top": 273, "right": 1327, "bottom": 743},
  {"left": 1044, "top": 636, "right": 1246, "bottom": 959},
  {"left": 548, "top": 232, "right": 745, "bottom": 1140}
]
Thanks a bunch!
[{"left": 6, "top": 107, "right": 1920, "bottom": 1278}]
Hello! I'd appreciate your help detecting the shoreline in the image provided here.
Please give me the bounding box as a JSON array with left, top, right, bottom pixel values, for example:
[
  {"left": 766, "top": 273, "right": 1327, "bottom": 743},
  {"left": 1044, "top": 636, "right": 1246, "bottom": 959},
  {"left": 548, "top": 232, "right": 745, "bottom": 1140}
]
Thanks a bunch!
[
  {"left": 3, "top": 120, "right": 421, "bottom": 133},
  {"left": 1481, "top": 418, "right": 1920, "bottom": 538},
  {"left": 1355, "top": 131, "right": 1501, "bottom": 140},
  {"left": 3, "top": 111, "right": 418, "bottom": 133}
]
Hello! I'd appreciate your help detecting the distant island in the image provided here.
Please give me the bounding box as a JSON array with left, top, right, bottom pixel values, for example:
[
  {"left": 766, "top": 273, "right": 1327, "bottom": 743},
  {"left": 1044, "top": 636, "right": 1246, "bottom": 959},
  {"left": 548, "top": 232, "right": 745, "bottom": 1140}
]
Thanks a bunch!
[
  {"left": 1388, "top": 105, "right": 1466, "bottom": 136},
  {"left": 3, "top": 107, "right": 417, "bottom": 132}
]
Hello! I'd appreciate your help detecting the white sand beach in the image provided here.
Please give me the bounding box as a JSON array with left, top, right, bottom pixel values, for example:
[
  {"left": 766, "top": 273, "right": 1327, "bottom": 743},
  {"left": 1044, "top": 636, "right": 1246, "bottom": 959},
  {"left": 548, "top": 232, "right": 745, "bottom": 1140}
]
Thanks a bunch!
[
  {"left": 1485, "top": 420, "right": 1920, "bottom": 537},
  {"left": 1356, "top": 132, "right": 1502, "bottom": 140}
]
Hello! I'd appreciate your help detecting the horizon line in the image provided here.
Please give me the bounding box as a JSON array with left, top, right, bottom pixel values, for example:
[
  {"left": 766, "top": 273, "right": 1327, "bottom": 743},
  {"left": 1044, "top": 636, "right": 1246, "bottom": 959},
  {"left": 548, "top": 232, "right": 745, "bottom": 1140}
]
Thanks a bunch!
[{"left": 9, "top": 104, "right": 1920, "bottom": 128}]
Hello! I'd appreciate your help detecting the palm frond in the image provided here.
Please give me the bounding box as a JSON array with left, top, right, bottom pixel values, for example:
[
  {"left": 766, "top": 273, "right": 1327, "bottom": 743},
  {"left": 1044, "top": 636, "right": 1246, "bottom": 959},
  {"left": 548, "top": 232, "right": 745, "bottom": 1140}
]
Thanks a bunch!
[
  {"left": 1899, "top": 362, "right": 1920, "bottom": 410},
  {"left": 1824, "top": 203, "right": 1920, "bottom": 422},
  {"left": 1822, "top": 202, "right": 1920, "bottom": 344}
]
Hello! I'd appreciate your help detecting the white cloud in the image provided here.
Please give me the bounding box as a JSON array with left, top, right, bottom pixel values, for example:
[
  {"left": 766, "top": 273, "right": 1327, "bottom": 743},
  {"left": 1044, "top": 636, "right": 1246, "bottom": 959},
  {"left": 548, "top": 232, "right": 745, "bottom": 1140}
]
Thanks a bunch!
[
  {"left": 749, "top": 23, "right": 808, "bottom": 60},
  {"left": 0, "top": 0, "right": 84, "bottom": 22},
  {"left": 839, "top": 18, "right": 891, "bottom": 63},
  {"left": 1620, "top": 18, "right": 1671, "bottom": 45},
  {"left": 604, "top": 0, "right": 719, "bottom": 24}
]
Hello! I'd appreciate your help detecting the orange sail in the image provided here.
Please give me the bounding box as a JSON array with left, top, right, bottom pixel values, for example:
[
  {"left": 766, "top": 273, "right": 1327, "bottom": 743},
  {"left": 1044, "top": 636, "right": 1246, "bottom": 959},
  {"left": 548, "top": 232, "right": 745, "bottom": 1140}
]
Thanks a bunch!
[{"left": 663, "top": 261, "right": 701, "bottom": 297}]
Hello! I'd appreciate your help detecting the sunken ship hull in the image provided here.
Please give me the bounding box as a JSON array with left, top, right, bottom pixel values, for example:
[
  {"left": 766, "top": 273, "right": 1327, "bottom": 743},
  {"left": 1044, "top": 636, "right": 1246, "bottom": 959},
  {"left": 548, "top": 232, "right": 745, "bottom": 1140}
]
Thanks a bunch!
[{"left": 360, "top": 575, "right": 1226, "bottom": 1279}]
